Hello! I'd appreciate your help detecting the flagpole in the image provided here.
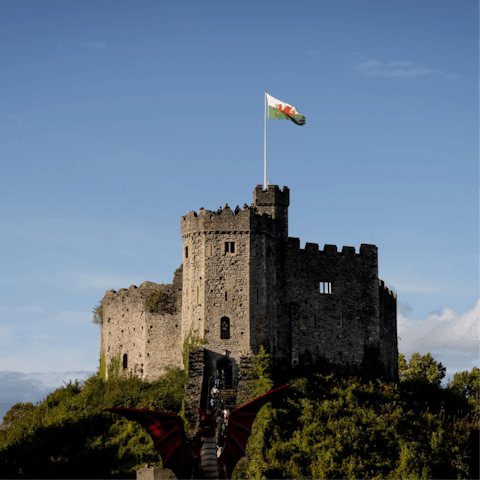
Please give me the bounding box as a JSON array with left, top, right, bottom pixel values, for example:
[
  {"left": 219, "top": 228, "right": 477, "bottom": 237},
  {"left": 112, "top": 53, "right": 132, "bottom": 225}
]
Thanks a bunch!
[{"left": 264, "top": 90, "right": 267, "bottom": 190}]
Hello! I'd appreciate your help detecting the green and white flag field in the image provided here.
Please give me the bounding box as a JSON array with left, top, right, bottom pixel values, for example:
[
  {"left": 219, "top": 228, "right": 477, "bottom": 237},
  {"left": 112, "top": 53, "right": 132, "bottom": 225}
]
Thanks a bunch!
[{"left": 266, "top": 93, "right": 306, "bottom": 125}]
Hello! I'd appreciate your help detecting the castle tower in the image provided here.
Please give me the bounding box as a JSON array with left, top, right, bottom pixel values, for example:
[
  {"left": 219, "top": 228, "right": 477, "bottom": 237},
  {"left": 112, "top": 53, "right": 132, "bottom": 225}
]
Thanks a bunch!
[
  {"left": 253, "top": 184, "right": 290, "bottom": 237},
  {"left": 180, "top": 185, "right": 288, "bottom": 383}
]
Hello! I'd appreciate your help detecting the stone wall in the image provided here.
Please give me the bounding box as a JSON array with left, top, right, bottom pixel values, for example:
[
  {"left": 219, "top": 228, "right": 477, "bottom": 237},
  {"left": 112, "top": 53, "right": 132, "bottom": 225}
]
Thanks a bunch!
[
  {"left": 379, "top": 279, "right": 398, "bottom": 380},
  {"left": 100, "top": 267, "right": 184, "bottom": 382},
  {"left": 279, "top": 241, "right": 381, "bottom": 371},
  {"left": 184, "top": 347, "right": 204, "bottom": 430},
  {"left": 236, "top": 355, "right": 254, "bottom": 405},
  {"left": 136, "top": 465, "right": 176, "bottom": 480}
]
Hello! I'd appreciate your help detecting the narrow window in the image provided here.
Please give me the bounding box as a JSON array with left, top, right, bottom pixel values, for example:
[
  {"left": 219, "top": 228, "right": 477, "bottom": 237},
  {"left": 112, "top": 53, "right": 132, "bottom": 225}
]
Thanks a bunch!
[
  {"left": 220, "top": 317, "right": 230, "bottom": 339},
  {"left": 225, "top": 242, "right": 235, "bottom": 253},
  {"left": 230, "top": 242, "right": 235, "bottom": 253},
  {"left": 225, "top": 242, "right": 229, "bottom": 253},
  {"left": 123, "top": 353, "right": 128, "bottom": 369},
  {"left": 320, "top": 282, "right": 332, "bottom": 294},
  {"left": 225, "top": 291, "right": 227, "bottom": 301},
  {"left": 185, "top": 246, "right": 188, "bottom": 258}
]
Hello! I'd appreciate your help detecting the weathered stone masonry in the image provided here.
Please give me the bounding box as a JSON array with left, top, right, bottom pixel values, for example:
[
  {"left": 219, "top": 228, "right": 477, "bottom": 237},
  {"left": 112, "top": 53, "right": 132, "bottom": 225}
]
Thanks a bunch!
[{"left": 100, "top": 184, "right": 398, "bottom": 388}]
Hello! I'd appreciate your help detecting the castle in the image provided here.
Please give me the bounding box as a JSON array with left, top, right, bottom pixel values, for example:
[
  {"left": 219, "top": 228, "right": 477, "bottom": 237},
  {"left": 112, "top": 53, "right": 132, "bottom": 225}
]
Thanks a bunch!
[{"left": 100, "top": 184, "right": 398, "bottom": 391}]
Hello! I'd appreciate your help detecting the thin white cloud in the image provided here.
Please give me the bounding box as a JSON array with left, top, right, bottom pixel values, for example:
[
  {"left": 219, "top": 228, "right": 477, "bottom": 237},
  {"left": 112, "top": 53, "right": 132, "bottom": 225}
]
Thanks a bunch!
[
  {"left": 0, "top": 370, "right": 95, "bottom": 404},
  {"left": 388, "top": 61, "right": 414, "bottom": 67},
  {"left": 383, "top": 276, "right": 468, "bottom": 296},
  {"left": 0, "top": 306, "right": 43, "bottom": 313},
  {"left": 0, "top": 115, "right": 23, "bottom": 127},
  {"left": 359, "top": 59, "right": 459, "bottom": 79},
  {"left": 38, "top": 271, "right": 145, "bottom": 292},
  {"left": 361, "top": 60, "right": 382, "bottom": 68},
  {"left": 84, "top": 42, "right": 106, "bottom": 49}
]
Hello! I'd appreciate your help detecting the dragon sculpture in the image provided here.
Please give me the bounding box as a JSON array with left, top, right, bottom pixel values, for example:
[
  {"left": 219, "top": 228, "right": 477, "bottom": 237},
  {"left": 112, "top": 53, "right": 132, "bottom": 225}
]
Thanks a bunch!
[{"left": 103, "top": 384, "right": 290, "bottom": 479}]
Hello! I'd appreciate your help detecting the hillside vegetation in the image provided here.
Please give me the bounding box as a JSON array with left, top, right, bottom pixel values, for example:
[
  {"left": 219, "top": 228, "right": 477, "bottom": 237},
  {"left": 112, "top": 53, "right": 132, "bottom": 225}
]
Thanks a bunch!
[{"left": 0, "top": 351, "right": 478, "bottom": 479}]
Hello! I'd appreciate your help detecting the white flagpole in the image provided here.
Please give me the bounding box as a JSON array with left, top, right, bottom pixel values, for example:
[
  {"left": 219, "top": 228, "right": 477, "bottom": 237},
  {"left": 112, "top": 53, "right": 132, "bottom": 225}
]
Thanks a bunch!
[{"left": 264, "top": 90, "right": 267, "bottom": 189}]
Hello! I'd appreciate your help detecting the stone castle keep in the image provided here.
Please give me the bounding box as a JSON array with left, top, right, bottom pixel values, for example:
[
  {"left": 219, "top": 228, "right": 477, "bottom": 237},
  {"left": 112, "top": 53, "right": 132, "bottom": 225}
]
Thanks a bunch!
[{"left": 100, "top": 185, "right": 398, "bottom": 392}]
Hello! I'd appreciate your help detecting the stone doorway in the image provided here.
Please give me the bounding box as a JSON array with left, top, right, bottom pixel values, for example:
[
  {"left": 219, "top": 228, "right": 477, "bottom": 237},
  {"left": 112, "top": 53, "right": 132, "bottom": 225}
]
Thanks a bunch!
[{"left": 216, "top": 356, "right": 234, "bottom": 388}]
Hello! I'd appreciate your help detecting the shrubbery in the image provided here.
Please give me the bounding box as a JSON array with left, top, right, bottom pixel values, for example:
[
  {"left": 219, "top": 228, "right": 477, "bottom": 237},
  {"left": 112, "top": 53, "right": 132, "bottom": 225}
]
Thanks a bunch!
[{"left": 1, "top": 350, "right": 478, "bottom": 479}]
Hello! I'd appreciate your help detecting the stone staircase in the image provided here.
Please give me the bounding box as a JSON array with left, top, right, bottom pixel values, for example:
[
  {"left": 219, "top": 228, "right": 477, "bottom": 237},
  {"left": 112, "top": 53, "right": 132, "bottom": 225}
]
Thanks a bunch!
[{"left": 217, "top": 387, "right": 238, "bottom": 411}]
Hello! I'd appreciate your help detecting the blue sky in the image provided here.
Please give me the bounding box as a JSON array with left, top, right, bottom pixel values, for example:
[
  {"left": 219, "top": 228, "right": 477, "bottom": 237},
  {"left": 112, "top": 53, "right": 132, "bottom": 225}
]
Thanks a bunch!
[{"left": 1, "top": 0, "right": 478, "bottom": 420}]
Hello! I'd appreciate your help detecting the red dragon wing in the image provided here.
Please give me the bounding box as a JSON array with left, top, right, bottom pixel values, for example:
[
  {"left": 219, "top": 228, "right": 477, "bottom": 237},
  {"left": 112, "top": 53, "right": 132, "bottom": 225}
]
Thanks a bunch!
[
  {"left": 219, "top": 384, "right": 290, "bottom": 479},
  {"left": 103, "top": 407, "right": 195, "bottom": 479}
]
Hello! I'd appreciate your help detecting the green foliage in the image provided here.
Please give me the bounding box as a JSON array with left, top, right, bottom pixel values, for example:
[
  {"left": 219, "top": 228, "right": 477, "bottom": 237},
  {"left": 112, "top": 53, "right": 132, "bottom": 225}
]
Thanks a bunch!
[
  {"left": 399, "top": 352, "right": 447, "bottom": 387},
  {"left": 0, "top": 367, "right": 188, "bottom": 479},
  {"left": 92, "top": 302, "right": 103, "bottom": 326},
  {"left": 99, "top": 351, "right": 106, "bottom": 381},
  {"left": 107, "top": 347, "right": 123, "bottom": 381},
  {"left": 234, "top": 352, "right": 479, "bottom": 480},
  {"left": 2, "top": 348, "right": 478, "bottom": 479},
  {"left": 448, "top": 367, "right": 480, "bottom": 415},
  {"left": 182, "top": 329, "right": 207, "bottom": 371},
  {"left": 144, "top": 288, "right": 176, "bottom": 315},
  {"left": 236, "top": 345, "right": 274, "bottom": 407}
]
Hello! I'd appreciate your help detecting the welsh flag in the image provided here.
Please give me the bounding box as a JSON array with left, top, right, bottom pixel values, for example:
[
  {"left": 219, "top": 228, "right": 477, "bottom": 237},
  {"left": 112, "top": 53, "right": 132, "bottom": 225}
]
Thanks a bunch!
[{"left": 267, "top": 93, "right": 305, "bottom": 126}]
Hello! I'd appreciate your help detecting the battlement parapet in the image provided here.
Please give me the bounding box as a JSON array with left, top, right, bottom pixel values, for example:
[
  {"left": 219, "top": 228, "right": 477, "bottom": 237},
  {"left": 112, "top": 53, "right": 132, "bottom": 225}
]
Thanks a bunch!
[
  {"left": 305, "top": 242, "right": 319, "bottom": 253},
  {"left": 181, "top": 203, "right": 275, "bottom": 237},
  {"left": 323, "top": 244, "right": 338, "bottom": 255},
  {"left": 101, "top": 281, "right": 175, "bottom": 305},
  {"left": 253, "top": 184, "right": 290, "bottom": 207},
  {"left": 286, "top": 239, "right": 378, "bottom": 260},
  {"left": 379, "top": 279, "right": 397, "bottom": 299}
]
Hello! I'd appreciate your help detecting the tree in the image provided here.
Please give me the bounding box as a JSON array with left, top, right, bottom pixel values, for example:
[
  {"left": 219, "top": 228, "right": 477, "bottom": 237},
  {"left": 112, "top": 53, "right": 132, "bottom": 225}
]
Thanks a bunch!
[
  {"left": 448, "top": 367, "right": 479, "bottom": 415},
  {"left": 92, "top": 301, "right": 103, "bottom": 326},
  {"left": 398, "top": 352, "right": 446, "bottom": 387},
  {"left": 1, "top": 402, "right": 34, "bottom": 429}
]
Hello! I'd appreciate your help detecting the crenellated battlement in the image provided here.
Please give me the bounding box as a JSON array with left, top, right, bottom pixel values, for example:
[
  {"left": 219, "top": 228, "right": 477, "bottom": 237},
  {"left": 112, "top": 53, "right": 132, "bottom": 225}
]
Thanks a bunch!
[
  {"left": 181, "top": 202, "right": 276, "bottom": 237},
  {"left": 286, "top": 239, "right": 378, "bottom": 260},
  {"left": 253, "top": 184, "right": 290, "bottom": 207},
  {"left": 102, "top": 282, "right": 172, "bottom": 305},
  {"left": 379, "top": 279, "right": 397, "bottom": 299}
]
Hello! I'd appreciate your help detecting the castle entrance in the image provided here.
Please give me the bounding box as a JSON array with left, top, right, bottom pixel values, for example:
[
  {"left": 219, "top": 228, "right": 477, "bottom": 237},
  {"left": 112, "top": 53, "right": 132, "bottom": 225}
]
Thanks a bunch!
[{"left": 216, "top": 356, "right": 234, "bottom": 388}]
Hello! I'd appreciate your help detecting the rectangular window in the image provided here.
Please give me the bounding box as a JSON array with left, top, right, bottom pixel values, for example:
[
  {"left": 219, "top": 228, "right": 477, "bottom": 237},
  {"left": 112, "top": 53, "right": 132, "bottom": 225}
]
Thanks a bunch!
[
  {"left": 225, "top": 242, "right": 235, "bottom": 253},
  {"left": 320, "top": 282, "right": 332, "bottom": 294},
  {"left": 185, "top": 246, "right": 188, "bottom": 258}
]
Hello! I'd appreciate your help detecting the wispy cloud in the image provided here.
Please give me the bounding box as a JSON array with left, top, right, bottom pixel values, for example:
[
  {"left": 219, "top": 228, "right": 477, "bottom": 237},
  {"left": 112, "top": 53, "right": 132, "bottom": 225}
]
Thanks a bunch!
[
  {"left": 383, "top": 277, "right": 467, "bottom": 295},
  {"left": 358, "top": 60, "right": 459, "bottom": 79},
  {"left": 0, "top": 115, "right": 23, "bottom": 127},
  {"left": 84, "top": 42, "right": 106, "bottom": 49},
  {"left": 0, "top": 306, "right": 43, "bottom": 313}
]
